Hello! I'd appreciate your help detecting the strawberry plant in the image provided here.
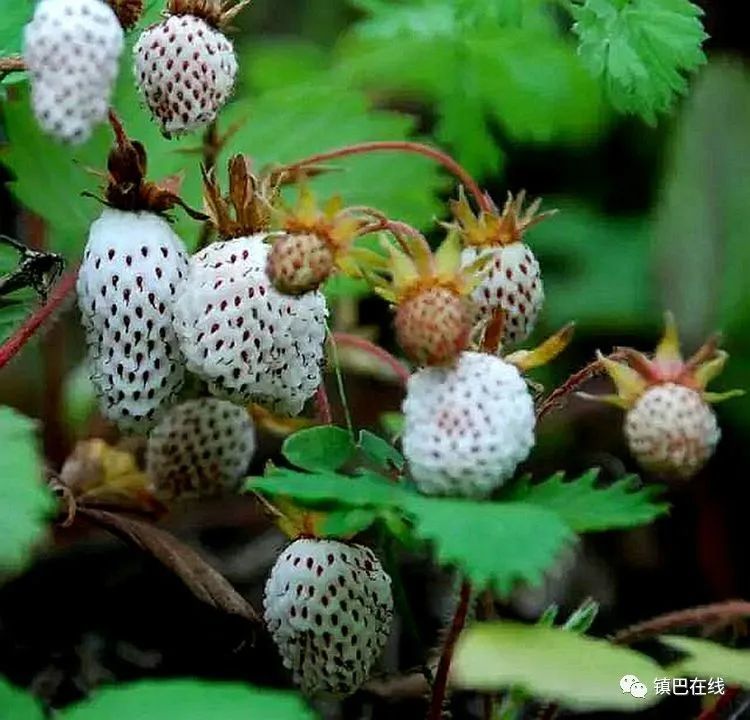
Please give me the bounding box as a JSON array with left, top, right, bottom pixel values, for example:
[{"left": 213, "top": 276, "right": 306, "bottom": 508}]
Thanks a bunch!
[{"left": 2, "top": 1, "right": 750, "bottom": 719}]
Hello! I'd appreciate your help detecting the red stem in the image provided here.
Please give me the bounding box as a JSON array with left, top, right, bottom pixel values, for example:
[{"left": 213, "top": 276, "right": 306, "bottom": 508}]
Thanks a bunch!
[
  {"left": 332, "top": 332, "right": 411, "bottom": 387},
  {"left": 697, "top": 686, "right": 741, "bottom": 720},
  {"left": 0, "top": 268, "right": 78, "bottom": 371},
  {"left": 428, "top": 580, "right": 472, "bottom": 720},
  {"left": 282, "top": 141, "right": 490, "bottom": 213},
  {"left": 314, "top": 383, "right": 333, "bottom": 424}
]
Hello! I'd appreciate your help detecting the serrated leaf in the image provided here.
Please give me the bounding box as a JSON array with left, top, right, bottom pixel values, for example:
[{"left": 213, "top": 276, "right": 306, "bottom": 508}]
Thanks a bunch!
[
  {"left": 321, "top": 508, "right": 380, "bottom": 537},
  {"left": 61, "top": 679, "right": 319, "bottom": 720},
  {"left": 661, "top": 636, "right": 750, "bottom": 686},
  {"left": 0, "top": 676, "right": 45, "bottom": 720},
  {"left": 249, "top": 468, "right": 408, "bottom": 510},
  {"left": 452, "top": 621, "right": 661, "bottom": 711},
  {"left": 404, "top": 496, "right": 575, "bottom": 595},
  {"left": 505, "top": 470, "right": 668, "bottom": 532},
  {"left": 358, "top": 429, "right": 404, "bottom": 471},
  {"left": 0, "top": 406, "right": 54, "bottom": 572},
  {"left": 572, "top": 0, "right": 707, "bottom": 122},
  {"left": 282, "top": 426, "right": 356, "bottom": 472}
]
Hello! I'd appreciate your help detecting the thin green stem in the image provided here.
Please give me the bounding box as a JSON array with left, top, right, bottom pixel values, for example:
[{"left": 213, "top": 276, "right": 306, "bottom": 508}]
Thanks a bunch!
[{"left": 327, "top": 326, "right": 354, "bottom": 438}]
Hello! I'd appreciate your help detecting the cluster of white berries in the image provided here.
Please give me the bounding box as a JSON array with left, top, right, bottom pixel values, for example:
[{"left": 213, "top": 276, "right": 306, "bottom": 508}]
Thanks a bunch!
[{"left": 23, "top": 0, "right": 240, "bottom": 144}]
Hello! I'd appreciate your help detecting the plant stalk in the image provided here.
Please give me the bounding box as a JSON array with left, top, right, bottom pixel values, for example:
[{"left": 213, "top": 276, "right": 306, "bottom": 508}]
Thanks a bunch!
[{"left": 427, "top": 580, "right": 472, "bottom": 720}]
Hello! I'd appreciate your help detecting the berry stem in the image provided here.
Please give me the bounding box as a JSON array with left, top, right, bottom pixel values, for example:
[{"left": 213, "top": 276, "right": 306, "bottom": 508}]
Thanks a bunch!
[
  {"left": 281, "top": 141, "right": 490, "bottom": 213},
  {"left": 314, "top": 384, "right": 333, "bottom": 424},
  {"left": 0, "top": 268, "right": 78, "bottom": 371},
  {"left": 331, "top": 332, "right": 411, "bottom": 387},
  {"left": 427, "top": 580, "right": 472, "bottom": 720},
  {"left": 535, "top": 351, "right": 627, "bottom": 422},
  {"left": 326, "top": 328, "right": 355, "bottom": 438},
  {"left": 609, "top": 600, "right": 750, "bottom": 645},
  {"left": 0, "top": 55, "right": 25, "bottom": 75}
]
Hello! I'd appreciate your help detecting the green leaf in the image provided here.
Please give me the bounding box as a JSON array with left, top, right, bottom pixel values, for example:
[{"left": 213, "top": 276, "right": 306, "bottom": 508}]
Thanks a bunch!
[
  {"left": 336, "top": 23, "right": 607, "bottom": 177},
  {"left": 282, "top": 426, "right": 356, "bottom": 472},
  {"left": 380, "top": 411, "right": 405, "bottom": 438},
  {"left": 0, "top": 676, "right": 45, "bottom": 720},
  {"left": 572, "top": 0, "right": 707, "bottom": 123},
  {"left": 404, "top": 496, "right": 575, "bottom": 595},
  {"left": 358, "top": 429, "right": 404, "bottom": 471},
  {"left": 61, "top": 680, "right": 318, "bottom": 720},
  {"left": 321, "top": 508, "right": 380, "bottom": 537},
  {"left": 249, "top": 468, "right": 408, "bottom": 509},
  {"left": 505, "top": 470, "right": 668, "bottom": 532},
  {"left": 662, "top": 636, "right": 750, "bottom": 687},
  {"left": 0, "top": 0, "right": 32, "bottom": 56},
  {"left": 0, "top": 406, "right": 54, "bottom": 572},
  {"left": 452, "top": 621, "right": 661, "bottom": 711}
]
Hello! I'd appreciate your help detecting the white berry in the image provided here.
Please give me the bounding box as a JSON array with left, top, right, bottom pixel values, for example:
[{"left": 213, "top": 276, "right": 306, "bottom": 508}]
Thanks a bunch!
[{"left": 403, "top": 351, "right": 535, "bottom": 497}]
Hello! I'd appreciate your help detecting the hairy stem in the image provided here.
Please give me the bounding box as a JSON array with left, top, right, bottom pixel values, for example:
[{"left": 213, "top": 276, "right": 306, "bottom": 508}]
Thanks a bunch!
[
  {"left": 536, "top": 350, "right": 627, "bottom": 422},
  {"left": 281, "top": 141, "right": 490, "bottom": 213},
  {"left": 327, "top": 328, "right": 354, "bottom": 438},
  {"left": 0, "top": 268, "right": 78, "bottom": 371},
  {"left": 314, "top": 384, "right": 333, "bottom": 424},
  {"left": 332, "top": 332, "right": 411, "bottom": 386},
  {"left": 428, "top": 580, "right": 472, "bottom": 720},
  {"left": 610, "top": 600, "right": 750, "bottom": 645},
  {"left": 0, "top": 55, "right": 25, "bottom": 75}
]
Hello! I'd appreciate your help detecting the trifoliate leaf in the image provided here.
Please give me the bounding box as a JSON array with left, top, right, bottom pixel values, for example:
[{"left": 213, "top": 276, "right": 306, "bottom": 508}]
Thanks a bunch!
[
  {"left": 0, "top": 406, "right": 54, "bottom": 572},
  {"left": 358, "top": 429, "right": 404, "bottom": 471},
  {"left": 282, "top": 426, "right": 356, "bottom": 472},
  {"left": 61, "top": 680, "right": 319, "bottom": 720},
  {"left": 0, "top": 677, "right": 44, "bottom": 720},
  {"left": 661, "top": 636, "right": 750, "bottom": 687},
  {"left": 249, "top": 468, "right": 408, "bottom": 510},
  {"left": 404, "top": 496, "right": 575, "bottom": 595},
  {"left": 571, "top": 0, "right": 707, "bottom": 123},
  {"left": 451, "top": 621, "right": 661, "bottom": 711},
  {"left": 505, "top": 470, "right": 668, "bottom": 532}
]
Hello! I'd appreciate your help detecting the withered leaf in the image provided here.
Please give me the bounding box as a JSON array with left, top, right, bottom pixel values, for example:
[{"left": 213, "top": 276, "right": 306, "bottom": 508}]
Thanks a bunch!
[{"left": 78, "top": 507, "right": 259, "bottom": 624}]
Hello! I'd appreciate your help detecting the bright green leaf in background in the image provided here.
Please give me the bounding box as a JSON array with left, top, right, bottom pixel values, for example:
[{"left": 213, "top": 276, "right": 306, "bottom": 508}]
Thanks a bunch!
[
  {"left": 0, "top": 0, "right": 32, "bottom": 56},
  {"left": 405, "top": 496, "right": 575, "bottom": 595},
  {"left": 452, "top": 621, "right": 661, "bottom": 711},
  {"left": 571, "top": 0, "right": 707, "bottom": 123},
  {"left": 60, "top": 680, "right": 319, "bottom": 720},
  {"left": 662, "top": 636, "right": 750, "bottom": 687},
  {"left": 0, "top": 406, "right": 54, "bottom": 572},
  {"left": 281, "top": 426, "right": 356, "bottom": 472},
  {"left": 0, "top": 676, "right": 45, "bottom": 720},
  {"left": 337, "top": 1, "right": 607, "bottom": 177},
  {"left": 505, "top": 470, "right": 668, "bottom": 532}
]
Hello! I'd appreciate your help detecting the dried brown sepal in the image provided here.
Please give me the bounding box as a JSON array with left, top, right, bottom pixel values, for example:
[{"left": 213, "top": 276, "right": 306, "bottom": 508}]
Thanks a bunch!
[
  {"left": 103, "top": 111, "right": 206, "bottom": 219},
  {"left": 166, "top": 0, "right": 252, "bottom": 28},
  {"left": 201, "top": 154, "right": 278, "bottom": 238},
  {"left": 106, "top": 0, "right": 144, "bottom": 29}
]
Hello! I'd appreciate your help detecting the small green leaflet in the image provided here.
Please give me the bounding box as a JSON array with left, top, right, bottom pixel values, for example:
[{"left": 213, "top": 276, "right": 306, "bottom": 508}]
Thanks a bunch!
[
  {"left": 358, "top": 429, "right": 404, "bottom": 471},
  {"left": 282, "top": 426, "right": 356, "bottom": 472},
  {"left": 504, "top": 470, "right": 668, "bottom": 532},
  {"left": 661, "top": 636, "right": 750, "bottom": 687},
  {"left": 0, "top": 406, "right": 55, "bottom": 572},
  {"left": 0, "top": 676, "right": 45, "bottom": 720},
  {"left": 60, "top": 679, "right": 319, "bottom": 720},
  {"left": 571, "top": 0, "right": 707, "bottom": 123},
  {"left": 451, "top": 621, "right": 662, "bottom": 711},
  {"left": 404, "top": 495, "right": 576, "bottom": 595},
  {"left": 249, "top": 468, "right": 408, "bottom": 510}
]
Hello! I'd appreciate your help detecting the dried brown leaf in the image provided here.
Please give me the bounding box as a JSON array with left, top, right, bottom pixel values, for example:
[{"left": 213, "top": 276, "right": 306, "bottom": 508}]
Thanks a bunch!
[{"left": 78, "top": 507, "right": 260, "bottom": 623}]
